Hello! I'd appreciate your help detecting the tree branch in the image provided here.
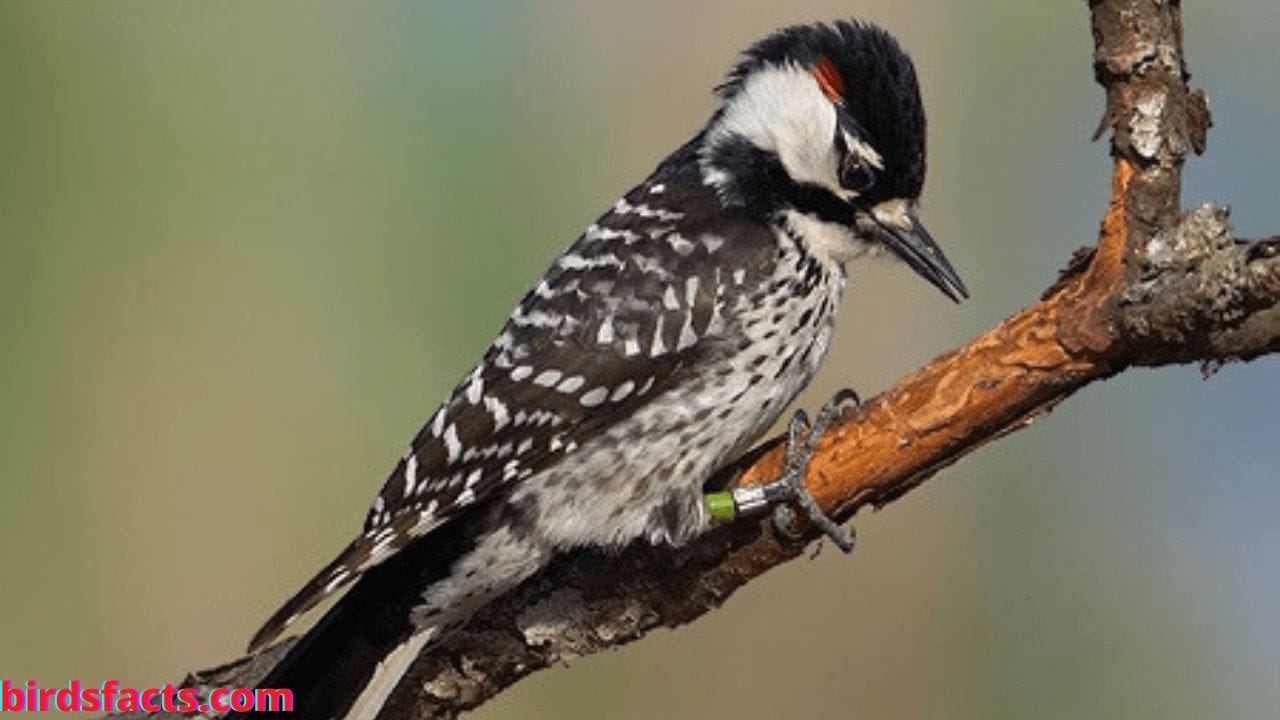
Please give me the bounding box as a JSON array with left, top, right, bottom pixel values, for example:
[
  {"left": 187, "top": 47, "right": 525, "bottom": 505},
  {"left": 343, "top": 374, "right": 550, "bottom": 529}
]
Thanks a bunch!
[{"left": 109, "top": 1, "right": 1280, "bottom": 718}]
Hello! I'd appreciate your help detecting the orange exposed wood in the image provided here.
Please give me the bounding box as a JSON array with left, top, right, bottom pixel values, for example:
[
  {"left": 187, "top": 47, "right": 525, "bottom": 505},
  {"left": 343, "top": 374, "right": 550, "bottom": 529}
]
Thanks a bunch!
[{"left": 734, "top": 159, "right": 1137, "bottom": 520}]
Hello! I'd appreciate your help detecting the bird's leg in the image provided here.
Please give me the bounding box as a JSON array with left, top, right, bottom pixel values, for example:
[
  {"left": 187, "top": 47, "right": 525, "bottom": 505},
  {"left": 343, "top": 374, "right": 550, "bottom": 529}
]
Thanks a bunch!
[
  {"left": 704, "top": 389, "right": 858, "bottom": 553},
  {"left": 768, "top": 389, "right": 858, "bottom": 552}
]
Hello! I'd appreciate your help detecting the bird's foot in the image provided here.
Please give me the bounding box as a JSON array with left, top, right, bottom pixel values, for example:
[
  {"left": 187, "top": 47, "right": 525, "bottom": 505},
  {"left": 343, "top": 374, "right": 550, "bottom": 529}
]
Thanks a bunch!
[
  {"left": 769, "top": 389, "right": 858, "bottom": 553},
  {"left": 704, "top": 389, "right": 858, "bottom": 553}
]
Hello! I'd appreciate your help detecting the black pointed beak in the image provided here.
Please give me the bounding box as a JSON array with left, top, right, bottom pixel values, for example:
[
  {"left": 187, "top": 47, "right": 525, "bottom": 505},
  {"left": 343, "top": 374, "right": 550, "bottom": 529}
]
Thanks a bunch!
[{"left": 870, "top": 205, "right": 968, "bottom": 303}]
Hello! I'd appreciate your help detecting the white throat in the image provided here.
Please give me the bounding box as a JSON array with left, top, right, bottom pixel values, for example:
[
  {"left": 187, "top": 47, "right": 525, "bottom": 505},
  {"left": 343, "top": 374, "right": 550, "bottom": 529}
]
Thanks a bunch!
[{"left": 780, "top": 209, "right": 877, "bottom": 268}]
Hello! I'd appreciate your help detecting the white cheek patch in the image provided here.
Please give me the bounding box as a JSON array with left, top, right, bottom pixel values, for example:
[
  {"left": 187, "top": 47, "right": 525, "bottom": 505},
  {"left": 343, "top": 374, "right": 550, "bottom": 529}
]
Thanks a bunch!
[{"left": 708, "top": 64, "right": 843, "bottom": 194}]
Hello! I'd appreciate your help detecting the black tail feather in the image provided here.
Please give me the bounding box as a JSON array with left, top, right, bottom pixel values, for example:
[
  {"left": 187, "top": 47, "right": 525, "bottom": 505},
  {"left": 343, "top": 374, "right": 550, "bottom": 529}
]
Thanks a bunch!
[{"left": 224, "top": 503, "right": 490, "bottom": 720}]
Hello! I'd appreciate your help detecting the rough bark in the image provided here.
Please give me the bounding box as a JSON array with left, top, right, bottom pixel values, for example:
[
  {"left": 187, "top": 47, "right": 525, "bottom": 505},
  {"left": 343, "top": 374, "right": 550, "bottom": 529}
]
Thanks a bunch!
[{"left": 106, "top": 1, "right": 1280, "bottom": 718}]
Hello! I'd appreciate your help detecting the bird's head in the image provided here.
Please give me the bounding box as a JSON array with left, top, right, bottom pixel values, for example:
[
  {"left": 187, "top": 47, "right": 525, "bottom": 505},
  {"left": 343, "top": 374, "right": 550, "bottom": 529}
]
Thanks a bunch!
[{"left": 701, "top": 20, "right": 967, "bottom": 302}]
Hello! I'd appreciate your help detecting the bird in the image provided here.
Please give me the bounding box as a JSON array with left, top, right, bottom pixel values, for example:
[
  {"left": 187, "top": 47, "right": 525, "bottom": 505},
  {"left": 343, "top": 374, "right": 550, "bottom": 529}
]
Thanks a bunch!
[{"left": 228, "top": 19, "right": 966, "bottom": 720}]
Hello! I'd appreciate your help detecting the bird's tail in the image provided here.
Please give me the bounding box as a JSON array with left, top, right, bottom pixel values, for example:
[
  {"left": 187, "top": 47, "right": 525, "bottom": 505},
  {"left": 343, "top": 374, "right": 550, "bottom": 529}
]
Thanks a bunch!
[
  {"left": 224, "top": 503, "right": 497, "bottom": 720},
  {"left": 222, "top": 560, "right": 435, "bottom": 718}
]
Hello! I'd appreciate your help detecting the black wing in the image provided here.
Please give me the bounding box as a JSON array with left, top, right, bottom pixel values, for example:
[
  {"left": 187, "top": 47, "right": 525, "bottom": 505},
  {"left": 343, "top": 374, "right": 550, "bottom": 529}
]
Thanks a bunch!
[{"left": 248, "top": 156, "right": 778, "bottom": 651}]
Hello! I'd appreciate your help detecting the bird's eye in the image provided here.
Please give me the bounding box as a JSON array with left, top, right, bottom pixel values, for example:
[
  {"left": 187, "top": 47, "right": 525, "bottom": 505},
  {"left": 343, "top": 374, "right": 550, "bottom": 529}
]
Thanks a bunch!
[
  {"left": 833, "top": 127, "right": 877, "bottom": 195},
  {"left": 840, "top": 156, "right": 876, "bottom": 194}
]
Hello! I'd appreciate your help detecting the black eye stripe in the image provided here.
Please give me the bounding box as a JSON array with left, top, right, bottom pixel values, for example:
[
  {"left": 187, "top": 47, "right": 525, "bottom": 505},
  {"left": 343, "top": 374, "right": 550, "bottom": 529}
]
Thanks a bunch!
[{"left": 832, "top": 124, "right": 848, "bottom": 154}]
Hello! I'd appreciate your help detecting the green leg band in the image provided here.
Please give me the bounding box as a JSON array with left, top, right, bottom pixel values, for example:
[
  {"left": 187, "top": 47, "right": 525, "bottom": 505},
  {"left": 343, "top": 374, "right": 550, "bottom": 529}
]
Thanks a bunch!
[{"left": 704, "top": 491, "right": 737, "bottom": 520}]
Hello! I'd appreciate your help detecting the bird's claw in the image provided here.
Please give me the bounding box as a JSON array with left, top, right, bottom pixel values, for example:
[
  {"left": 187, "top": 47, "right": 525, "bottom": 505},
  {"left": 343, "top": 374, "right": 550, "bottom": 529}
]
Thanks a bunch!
[{"left": 769, "top": 390, "right": 859, "bottom": 554}]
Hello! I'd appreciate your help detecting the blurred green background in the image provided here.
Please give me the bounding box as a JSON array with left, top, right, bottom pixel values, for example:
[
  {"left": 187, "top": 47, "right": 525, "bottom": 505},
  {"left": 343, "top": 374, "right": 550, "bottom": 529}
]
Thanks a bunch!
[{"left": 2, "top": 2, "right": 1279, "bottom": 718}]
